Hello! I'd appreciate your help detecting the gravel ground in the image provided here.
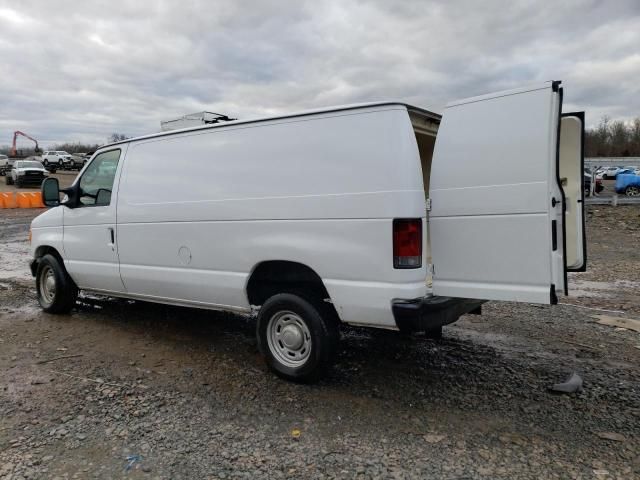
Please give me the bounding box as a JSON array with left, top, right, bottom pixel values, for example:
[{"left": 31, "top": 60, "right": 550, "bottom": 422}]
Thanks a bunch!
[{"left": 0, "top": 207, "right": 639, "bottom": 479}]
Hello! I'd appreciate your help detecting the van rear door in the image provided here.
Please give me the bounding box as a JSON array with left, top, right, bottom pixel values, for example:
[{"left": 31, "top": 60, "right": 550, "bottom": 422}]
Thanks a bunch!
[
  {"left": 429, "top": 81, "right": 585, "bottom": 304},
  {"left": 560, "top": 112, "right": 586, "bottom": 272}
]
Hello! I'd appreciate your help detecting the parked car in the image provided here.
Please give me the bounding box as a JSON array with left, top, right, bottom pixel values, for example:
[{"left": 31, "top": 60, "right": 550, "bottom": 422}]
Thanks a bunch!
[
  {"left": 42, "top": 151, "right": 74, "bottom": 169},
  {"left": 5, "top": 160, "right": 48, "bottom": 187},
  {"left": 595, "top": 176, "right": 604, "bottom": 193},
  {"left": 32, "top": 82, "right": 586, "bottom": 381},
  {"left": 69, "top": 154, "right": 88, "bottom": 170},
  {"left": 583, "top": 170, "right": 603, "bottom": 196},
  {"left": 0, "top": 154, "right": 11, "bottom": 176},
  {"left": 601, "top": 166, "right": 623, "bottom": 179},
  {"left": 615, "top": 173, "right": 640, "bottom": 196}
]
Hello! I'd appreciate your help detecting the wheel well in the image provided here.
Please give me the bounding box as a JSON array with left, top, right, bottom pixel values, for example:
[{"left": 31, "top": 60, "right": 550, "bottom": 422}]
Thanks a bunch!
[
  {"left": 246, "top": 261, "right": 333, "bottom": 308},
  {"left": 32, "top": 246, "right": 64, "bottom": 276}
]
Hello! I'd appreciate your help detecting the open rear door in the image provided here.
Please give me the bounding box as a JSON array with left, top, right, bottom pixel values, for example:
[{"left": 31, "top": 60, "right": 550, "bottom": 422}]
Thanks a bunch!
[
  {"left": 560, "top": 112, "right": 587, "bottom": 272},
  {"left": 429, "top": 81, "right": 571, "bottom": 304}
]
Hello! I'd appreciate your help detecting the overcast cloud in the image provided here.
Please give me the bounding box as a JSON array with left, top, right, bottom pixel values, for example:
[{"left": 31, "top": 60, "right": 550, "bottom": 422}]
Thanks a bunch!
[{"left": 0, "top": 0, "right": 639, "bottom": 146}]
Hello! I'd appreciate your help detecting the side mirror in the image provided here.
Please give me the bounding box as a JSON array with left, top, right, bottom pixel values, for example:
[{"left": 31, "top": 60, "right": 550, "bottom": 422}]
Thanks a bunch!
[
  {"left": 42, "top": 177, "right": 61, "bottom": 207},
  {"left": 95, "top": 188, "right": 111, "bottom": 206}
]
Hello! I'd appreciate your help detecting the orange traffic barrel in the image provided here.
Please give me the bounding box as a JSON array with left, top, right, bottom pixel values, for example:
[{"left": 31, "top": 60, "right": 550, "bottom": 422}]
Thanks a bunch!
[
  {"left": 17, "top": 192, "right": 32, "bottom": 208},
  {"left": 0, "top": 192, "right": 17, "bottom": 208},
  {"left": 30, "top": 192, "right": 45, "bottom": 208}
]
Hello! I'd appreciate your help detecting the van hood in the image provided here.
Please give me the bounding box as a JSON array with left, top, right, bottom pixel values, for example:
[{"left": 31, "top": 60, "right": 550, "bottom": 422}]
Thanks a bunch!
[{"left": 31, "top": 206, "right": 63, "bottom": 229}]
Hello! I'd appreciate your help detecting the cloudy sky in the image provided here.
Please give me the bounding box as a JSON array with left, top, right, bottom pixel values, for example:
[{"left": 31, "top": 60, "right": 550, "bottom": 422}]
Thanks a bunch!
[{"left": 0, "top": 0, "right": 639, "bottom": 147}]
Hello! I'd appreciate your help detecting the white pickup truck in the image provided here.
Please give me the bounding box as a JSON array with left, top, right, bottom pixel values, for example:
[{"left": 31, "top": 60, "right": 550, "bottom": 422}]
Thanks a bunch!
[{"left": 32, "top": 81, "right": 586, "bottom": 381}]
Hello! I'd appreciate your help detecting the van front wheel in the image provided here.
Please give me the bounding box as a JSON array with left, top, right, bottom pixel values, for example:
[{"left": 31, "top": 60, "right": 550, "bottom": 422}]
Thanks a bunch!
[
  {"left": 36, "top": 254, "right": 78, "bottom": 313},
  {"left": 257, "top": 293, "right": 338, "bottom": 382}
]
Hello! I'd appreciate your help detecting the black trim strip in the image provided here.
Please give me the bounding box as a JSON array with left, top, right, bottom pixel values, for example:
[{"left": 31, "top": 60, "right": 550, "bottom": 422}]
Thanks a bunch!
[
  {"left": 554, "top": 87, "right": 569, "bottom": 296},
  {"left": 551, "top": 220, "right": 557, "bottom": 251},
  {"left": 550, "top": 284, "right": 558, "bottom": 304},
  {"left": 562, "top": 111, "right": 587, "bottom": 273}
]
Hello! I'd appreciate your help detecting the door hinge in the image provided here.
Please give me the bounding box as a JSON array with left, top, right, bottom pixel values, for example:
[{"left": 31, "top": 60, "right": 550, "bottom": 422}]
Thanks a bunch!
[{"left": 425, "top": 198, "right": 432, "bottom": 212}]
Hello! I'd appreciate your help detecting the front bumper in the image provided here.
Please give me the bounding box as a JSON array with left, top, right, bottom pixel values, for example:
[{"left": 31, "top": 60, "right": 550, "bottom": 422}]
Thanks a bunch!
[
  {"left": 392, "top": 296, "right": 485, "bottom": 333},
  {"left": 17, "top": 173, "right": 47, "bottom": 184}
]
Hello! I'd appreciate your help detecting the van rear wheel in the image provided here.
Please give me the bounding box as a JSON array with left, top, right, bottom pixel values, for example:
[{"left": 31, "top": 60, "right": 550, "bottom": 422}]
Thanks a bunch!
[
  {"left": 257, "top": 293, "right": 338, "bottom": 382},
  {"left": 36, "top": 254, "right": 78, "bottom": 313}
]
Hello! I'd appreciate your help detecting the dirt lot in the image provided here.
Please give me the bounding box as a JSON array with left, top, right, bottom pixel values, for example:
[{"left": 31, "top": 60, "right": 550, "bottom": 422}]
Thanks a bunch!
[{"left": 0, "top": 206, "right": 639, "bottom": 479}]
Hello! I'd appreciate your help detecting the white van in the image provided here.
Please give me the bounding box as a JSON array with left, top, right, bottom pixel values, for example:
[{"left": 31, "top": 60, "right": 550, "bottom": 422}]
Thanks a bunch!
[{"left": 32, "top": 81, "right": 586, "bottom": 381}]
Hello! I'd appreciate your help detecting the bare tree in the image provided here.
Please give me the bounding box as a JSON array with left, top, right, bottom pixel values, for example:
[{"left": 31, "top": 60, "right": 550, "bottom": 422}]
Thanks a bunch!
[
  {"left": 108, "top": 133, "right": 129, "bottom": 143},
  {"left": 50, "top": 142, "right": 101, "bottom": 154},
  {"left": 585, "top": 115, "right": 640, "bottom": 157}
]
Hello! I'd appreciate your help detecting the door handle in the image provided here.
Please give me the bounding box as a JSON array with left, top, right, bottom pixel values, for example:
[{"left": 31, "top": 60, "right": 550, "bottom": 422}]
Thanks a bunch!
[{"left": 107, "top": 227, "right": 115, "bottom": 250}]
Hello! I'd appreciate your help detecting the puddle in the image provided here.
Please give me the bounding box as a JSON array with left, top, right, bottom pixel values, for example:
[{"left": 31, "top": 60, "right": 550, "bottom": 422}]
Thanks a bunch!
[{"left": 0, "top": 241, "right": 32, "bottom": 281}]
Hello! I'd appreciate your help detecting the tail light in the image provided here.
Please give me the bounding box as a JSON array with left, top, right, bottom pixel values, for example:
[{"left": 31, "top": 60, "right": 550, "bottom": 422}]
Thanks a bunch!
[{"left": 393, "top": 219, "right": 422, "bottom": 268}]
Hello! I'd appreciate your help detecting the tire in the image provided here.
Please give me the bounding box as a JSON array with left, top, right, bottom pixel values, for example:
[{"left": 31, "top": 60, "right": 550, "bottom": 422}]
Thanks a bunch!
[
  {"left": 257, "top": 293, "right": 339, "bottom": 382},
  {"left": 35, "top": 254, "right": 78, "bottom": 313},
  {"left": 15, "top": 179, "right": 21, "bottom": 188},
  {"left": 5, "top": 175, "right": 12, "bottom": 185},
  {"left": 43, "top": 159, "right": 49, "bottom": 167},
  {"left": 625, "top": 185, "right": 640, "bottom": 197}
]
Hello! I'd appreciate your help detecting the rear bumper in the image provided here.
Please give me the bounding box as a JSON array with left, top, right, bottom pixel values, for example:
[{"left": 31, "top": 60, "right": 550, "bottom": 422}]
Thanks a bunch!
[{"left": 391, "top": 296, "right": 485, "bottom": 333}]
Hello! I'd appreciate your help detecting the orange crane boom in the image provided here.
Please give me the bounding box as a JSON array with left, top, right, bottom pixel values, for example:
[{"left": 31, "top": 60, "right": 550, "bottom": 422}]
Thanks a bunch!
[{"left": 10, "top": 130, "right": 42, "bottom": 157}]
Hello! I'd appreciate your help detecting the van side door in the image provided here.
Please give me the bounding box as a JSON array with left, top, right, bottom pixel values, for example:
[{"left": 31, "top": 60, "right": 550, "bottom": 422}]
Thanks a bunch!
[
  {"left": 429, "top": 81, "right": 585, "bottom": 304},
  {"left": 63, "top": 147, "right": 127, "bottom": 293}
]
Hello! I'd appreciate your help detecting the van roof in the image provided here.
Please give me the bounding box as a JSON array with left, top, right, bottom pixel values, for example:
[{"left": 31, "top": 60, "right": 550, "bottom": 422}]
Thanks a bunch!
[{"left": 101, "top": 101, "right": 441, "bottom": 149}]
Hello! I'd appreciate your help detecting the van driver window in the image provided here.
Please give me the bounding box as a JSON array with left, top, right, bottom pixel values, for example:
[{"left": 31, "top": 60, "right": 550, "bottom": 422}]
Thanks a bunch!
[{"left": 78, "top": 149, "right": 120, "bottom": 206}]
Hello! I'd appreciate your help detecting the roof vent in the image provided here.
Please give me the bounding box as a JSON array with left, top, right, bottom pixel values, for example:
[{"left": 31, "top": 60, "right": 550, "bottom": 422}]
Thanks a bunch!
[{"left": 160, "top": 111, "right": 237, "bottom": 131}]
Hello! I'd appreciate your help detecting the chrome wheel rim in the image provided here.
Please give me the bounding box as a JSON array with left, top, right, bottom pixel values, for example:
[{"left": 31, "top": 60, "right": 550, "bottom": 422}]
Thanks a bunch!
[
  {"left": 39, "top": 265, "right": 56, "bottom": 306},
  {"left": 626, "top": 186, "right": 640, "bottom": 197},
  {"left": 266, "top": 310, "right": 312, "bottom": 368}
]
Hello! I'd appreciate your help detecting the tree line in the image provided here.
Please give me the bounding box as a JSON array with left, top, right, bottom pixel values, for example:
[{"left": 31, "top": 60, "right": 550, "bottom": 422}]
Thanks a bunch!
[
  {"left": 585, "top": 117, "right": 640, "bottom": 157},
  {"left": 0, "top": 133, "right": 129, "bottom": 156}
]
